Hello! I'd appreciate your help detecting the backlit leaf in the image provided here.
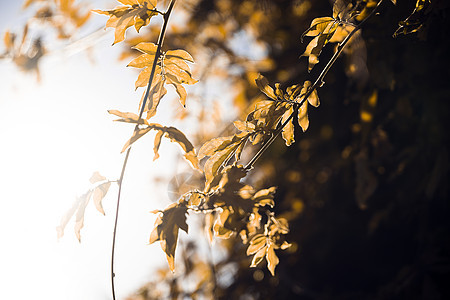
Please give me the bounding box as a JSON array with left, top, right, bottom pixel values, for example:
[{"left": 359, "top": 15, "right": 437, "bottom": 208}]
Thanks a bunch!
[
  {"left": 204, "top": 143, "right": 240, "bottom": 191},
  {"left": 250, "top": 245, "right": 267, "bottom": 267},
  {"left": 149, "top": 202, "right": 188, "bottom": 272},
  {"left": 153, "top": 130, "right": 163, "bottom": 160},
  {"left": 255, "top": 74, "right": 277, "bottom": 100},
  {"left": 247, "top": 234, "right": 266, "bottom": 255},
  {"left": 266, "top": 243, "right": 279, "bottom": 276},
  {"left": 121, "top": 127, "right": 152, "bottom": 153},
  {"left": 92, "top": 181, "right": 111, "bottom": 215},
  {"left": 165, "top": 49, "right": 194, "bottom": 63},
  {"left": 93, "top": 0, "right": 158, "bottom": 45},
  {"left": 298, "top": 101, "right": 309, "bottom": 132},
  {"left": 108, "top": 109, "right": 149, "bottom": 125},
  {"left": 281, "top": 106, "right": 295, "bottom": 146}
]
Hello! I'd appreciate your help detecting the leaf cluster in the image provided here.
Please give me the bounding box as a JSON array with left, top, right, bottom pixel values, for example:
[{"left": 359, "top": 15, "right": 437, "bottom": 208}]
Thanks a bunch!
[{"left": 56, "top": 172, "right": 114, "bottom": 241}]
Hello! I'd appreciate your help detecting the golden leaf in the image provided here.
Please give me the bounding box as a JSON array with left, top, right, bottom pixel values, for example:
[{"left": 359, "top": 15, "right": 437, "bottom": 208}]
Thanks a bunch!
[
  {"left": 135, "top": 65, "right": 162, "bottom": 89},
  {"left": 138, "top": 74, "right": 167, "bottom": 120},
  {"left": 89, "top": 171, "right": 106, "bottom": 184},
  {"left": 121, "top": 127, "right": 152, "bottom": 153},
  {"left": 198, "top": 136, "right": 234, "bottom": 160},
  {"left": 281, "top": 106, "right": 295, "bottom": 146},
  {"left": 250, "top": 245, "right": 267, "bottom": 267},
  {"left": 302, "top": 17, "right": 335, "bottom": 38},
  {"left": 255, "top": 74, "right": 277, "bottom": 100},
  {"left": 297, "top": 101, "right": 309, "bottom": 132},
  {"left": 266, "top": 243, "right": 279, "bottom": 276},
  {"left": 93, "top": 0, "right": 158, "bottom": 45},
  {"left": 152, "top": 130, "right": 163, "bottom": 160},
  {"left": 108, "top": 109, "right": 149, "bottom": 125},
  {"left": 165, "top": 49, "right": 194, "bottom": 63},
  {"left": 92, "top": 181, "right": 111, "bottom": 215},
  {"left": 149, "top": 202, "right": 188, "bottom": 272},
  {"left": 247, "top": 234, "right": 266, "bottom": 255},
  {"left": 204, "top": 143, "right": 240, "bottom": 191}
]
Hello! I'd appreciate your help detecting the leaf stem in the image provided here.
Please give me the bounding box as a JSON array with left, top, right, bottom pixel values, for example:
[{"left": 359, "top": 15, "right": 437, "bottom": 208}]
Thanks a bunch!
[
  {"left": 110, "top": 1, "right": 177, "bottom": 299},
  {"left": 245, "top": 0, "right": 384, "bottom": 170}
]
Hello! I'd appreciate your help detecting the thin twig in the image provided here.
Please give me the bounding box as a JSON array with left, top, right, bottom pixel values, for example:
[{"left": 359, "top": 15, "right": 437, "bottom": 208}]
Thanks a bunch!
[
  {"left": 110, "top": 1, "right": 177, "bottom": 299},
  {"left": 245, "top": 0, "right": 384, "bottom": 170}
]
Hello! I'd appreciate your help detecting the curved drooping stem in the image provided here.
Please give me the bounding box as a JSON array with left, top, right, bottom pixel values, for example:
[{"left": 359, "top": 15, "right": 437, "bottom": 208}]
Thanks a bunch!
[
  {"left": 110, "top": 1, "right": 177, "bottom": 299},
  {"left": 245, "top": 0, "right": 384, "bottom": 171}
]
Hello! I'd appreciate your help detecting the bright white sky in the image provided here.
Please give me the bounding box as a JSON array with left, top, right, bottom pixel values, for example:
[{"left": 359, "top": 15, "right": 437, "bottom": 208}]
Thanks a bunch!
[{"left": 0, "top": 1, "right": 191, "bottom": 299}]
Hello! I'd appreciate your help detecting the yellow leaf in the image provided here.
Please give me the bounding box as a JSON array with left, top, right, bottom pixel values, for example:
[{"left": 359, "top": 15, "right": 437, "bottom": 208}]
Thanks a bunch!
[
  {"left": 165, "top": 64, "right": 197, "bottom": 85},
  {"left": 165, "top": 57, "right": 192, "bottom": 75},
  {"left": 302, "top": 81, "right": 320, "bottom": 107},
  {"left": 198, "top": 136, "right": 234, "bottom": 160},
  {"left": 165, "top": 75, "right": 187, "bottom": 107},
  {"left": 266, "top": 243, "right": 279, "bottom": 276},
  {"left": 153, "top": 130, "right": 163, "bottom": 160},
  {"left": 89, "top": 171, "right": 106, "bottom": 184},
  {"left": 93, "top": 0, "right": 158, "bottom": 45},
  {"left": 165, "top": 49, "right": 194, "bottom": 63},
  {"left": 302, "top": 17, "right": 334, "bottom": 38},
  {"left": 138, "top": 75, "right": 167, "bottom": 120},
  {"left": 148, "top": 202, "right": 188, "bottom": 272},
  {"left": 250, "top": 245, "right": 267, "bottom": 267},
  {"left": 127, "top": 53, "right": 155, "bottom": 68},
  {"left": 74, "top": 191, "right": 92, "bottom": 242},
  {"left": 135, "top": 65, "right": 161, "bottom": 89},
  {"left": 92, "top": 182, "right": 111, "bottom": 215},
  {"left": 281, "top": 106, "right": 295, "bottom": 146},
  {"left": 255, "top": 74, "right": 277, "bottom": 100},
  {"left": 108, "top": 109, "right": 149, "bottom": 125},
  {"left": 297, "top": 101, "right": 309, "bottom": 132},
  {"left": 247, "top": 234, "right": 266, "bottom": 255},
  {"left": 133, "top": 42, "right": 158, "bottom": 55},
  {"left": 121, "top": 127, "right": 152, "bottom": 153},
  {"left": 204, "top": 143, "right": 240, "bottom": 191}
]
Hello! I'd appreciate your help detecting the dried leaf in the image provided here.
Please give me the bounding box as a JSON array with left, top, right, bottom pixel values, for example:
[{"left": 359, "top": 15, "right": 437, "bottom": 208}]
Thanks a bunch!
[
  {"left": 204, "top": 143, "right": 240, "bottom": 191},
  {"left": 89, "top": 171, "right": 106, "bottom": 184},
  {"left": 138, "top": 74, "right": 167, "bottom": 120}
]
